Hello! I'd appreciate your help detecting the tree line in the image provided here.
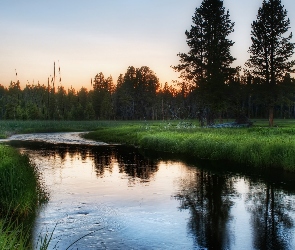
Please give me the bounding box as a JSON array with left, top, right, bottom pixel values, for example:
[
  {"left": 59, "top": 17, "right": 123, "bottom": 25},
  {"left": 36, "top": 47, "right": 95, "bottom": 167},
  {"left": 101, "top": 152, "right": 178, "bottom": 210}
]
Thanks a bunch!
[
  {"left": 0, "top": 65, "right": 294, "bottom": 122},
  {"left": 1, "top": 0, "right": 295, "bottom": 125}
]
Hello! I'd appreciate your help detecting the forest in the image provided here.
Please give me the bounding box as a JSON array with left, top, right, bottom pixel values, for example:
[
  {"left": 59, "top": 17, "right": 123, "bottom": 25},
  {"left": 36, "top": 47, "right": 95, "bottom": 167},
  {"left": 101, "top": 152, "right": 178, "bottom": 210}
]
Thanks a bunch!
[
  {"left": 0, "top": 65, "right": 294, "bottom": 123},
  {"left": 0, "top": 0, "right": 294, "bottom": 126}
]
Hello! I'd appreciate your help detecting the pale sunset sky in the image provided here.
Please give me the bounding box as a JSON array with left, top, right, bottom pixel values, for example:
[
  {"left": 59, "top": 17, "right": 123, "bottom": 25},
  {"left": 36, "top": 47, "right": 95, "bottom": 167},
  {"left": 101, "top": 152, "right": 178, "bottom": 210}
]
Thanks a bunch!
[{"left": 0, "top": 0, "right": 295, "bottom": 90}]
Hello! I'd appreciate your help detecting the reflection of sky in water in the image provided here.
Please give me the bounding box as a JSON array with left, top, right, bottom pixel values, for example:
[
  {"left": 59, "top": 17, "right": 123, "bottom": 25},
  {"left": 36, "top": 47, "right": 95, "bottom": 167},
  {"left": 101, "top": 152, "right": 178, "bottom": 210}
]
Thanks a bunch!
[
  {"left": 28, "top": 147, "right": 194, "bottom": 249},
  {"left": 11, "top": 139, "right": 295, "bottom": 249},
  {"left": 7, "top": 132, "right": 108, "bottom": 146}
]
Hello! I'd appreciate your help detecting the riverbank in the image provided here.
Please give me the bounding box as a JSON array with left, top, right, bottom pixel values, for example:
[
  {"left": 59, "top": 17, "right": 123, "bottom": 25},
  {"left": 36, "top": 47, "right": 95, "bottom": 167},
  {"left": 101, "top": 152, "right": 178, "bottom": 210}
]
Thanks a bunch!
[
  {"left": 84, "top": 120, "right": 295, "bottom": 172},
  {"left": 0, "top": 120, "right": 118, "bottom": 138},
  {"left": 0, "top": 145, "right": 48, "bottom": 249},
  {"left": 0, "top": 119, "right": 295, "bottom": 247},
  {"left": 1, "top": 119, "right": 295, "bottom": 246},
  {"left": 1, "top": 120, "right": 295, "bottom": 172}
]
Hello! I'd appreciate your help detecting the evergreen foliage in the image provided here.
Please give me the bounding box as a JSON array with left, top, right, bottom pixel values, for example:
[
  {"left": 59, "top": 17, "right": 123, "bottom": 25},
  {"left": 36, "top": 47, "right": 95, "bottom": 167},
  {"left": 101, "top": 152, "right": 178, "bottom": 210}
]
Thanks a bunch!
[
  {"left": 0, "top": 67, "right": 295, "bottom": 121},
  {"left": 1, "top": 1, "right": 295, "bottom": 122},
  {"left": 172, "top": 0, "right": 236, "bottom": 125},
  {"left": 246, "top": 0, "right": 295, "bottom": 126}
]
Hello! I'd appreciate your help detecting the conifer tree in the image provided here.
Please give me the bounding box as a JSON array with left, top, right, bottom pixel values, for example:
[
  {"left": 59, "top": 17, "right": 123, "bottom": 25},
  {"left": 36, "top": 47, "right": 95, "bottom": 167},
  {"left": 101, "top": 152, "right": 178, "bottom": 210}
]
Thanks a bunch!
[
  {"left": 246, "top": 0, "right": 295, "bottom": 126},
  {"left": 173, "top": 0, "right": 235, "bottom": 125}
]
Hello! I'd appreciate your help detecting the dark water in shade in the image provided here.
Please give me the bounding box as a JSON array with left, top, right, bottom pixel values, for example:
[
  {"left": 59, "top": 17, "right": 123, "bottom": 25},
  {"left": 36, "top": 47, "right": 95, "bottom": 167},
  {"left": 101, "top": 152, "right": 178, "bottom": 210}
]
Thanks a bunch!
[{"left": 5, "top": 133, "right": 295, "bottom": 250}]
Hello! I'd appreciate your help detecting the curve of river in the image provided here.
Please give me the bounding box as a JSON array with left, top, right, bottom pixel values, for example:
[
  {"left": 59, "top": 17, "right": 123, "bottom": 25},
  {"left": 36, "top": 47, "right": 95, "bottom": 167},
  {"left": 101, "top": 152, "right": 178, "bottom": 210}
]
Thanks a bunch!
[
  {"left": 3, "top": 132, "right": 295, "bottom": 249},
  {"left": 1, "top": 132, "right": 108, "bottom": 146}
]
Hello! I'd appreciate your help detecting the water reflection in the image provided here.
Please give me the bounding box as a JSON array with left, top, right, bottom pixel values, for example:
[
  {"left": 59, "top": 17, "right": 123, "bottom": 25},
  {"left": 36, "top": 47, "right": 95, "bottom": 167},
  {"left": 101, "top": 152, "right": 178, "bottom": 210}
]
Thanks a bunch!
[
  {"left": 175, "top": 165, "right": 295, "bottom": 250},
  {"left": 246, "top": 182, "right": 294, "bottom": 250},
  {"left": 117, "top": 147, "right": 158, "bottom": 184},
  {"left": 175, "top": 170, "right": 236, "bottom": 249},
  {"left": 10, "top": 141, "right": 159, "bottom": 183},
  {"left": 6, "top": 140, "right": 295, "bottom": 249}
]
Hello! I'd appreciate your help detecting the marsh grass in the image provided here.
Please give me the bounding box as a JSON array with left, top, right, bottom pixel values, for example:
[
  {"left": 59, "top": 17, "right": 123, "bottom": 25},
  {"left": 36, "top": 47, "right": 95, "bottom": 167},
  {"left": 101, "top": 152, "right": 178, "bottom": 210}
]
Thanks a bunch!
[
  {"left": 35, "top": 223, "right": 60, "bottom": 250},
  {"left": 34, "top": 222, "right": 98, "bottom": 249},
  {"left": 0, "top": 218, "right": 87, "bottom": 250},
  {"left": 0, "top": 144, "right": 49, "bottom": 249},
  {"left": 85, "top": 119, "right": 295, "bottom": 171},
  {"left": 3, "top": 119, "right": 292, "bottom": 170},
  {"left": 0, "top": 217, "right": 30, "bottom": 249},
  {"left": 0, "top": 146, "right": 48, "bottom": 216}
]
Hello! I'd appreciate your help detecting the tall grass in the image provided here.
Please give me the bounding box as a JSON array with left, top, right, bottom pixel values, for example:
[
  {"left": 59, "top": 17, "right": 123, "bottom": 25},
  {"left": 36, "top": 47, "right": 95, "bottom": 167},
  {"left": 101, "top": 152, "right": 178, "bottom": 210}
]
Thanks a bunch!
[
  {"left": 0, "top": 145, "right": 48, "bottom": 216},
  {"left": 85, "top": 120, "right": 295, "bottom": 172},
  {"left": 0, "top": 145, "right": 49, "bottom": 249},
  {"left": 0, "top": 218, "right": 30, "bottom": 249}
]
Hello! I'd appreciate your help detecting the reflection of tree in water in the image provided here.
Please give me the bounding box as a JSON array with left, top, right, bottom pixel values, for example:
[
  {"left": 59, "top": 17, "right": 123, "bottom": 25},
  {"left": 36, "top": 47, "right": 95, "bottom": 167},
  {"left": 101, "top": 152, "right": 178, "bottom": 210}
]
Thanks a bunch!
[
  {"left": 89, "top": 146, "right": 158, "bottom": 183},
  {"left": 56, "top": 146, "right": 91, "bottom": 163},
  {"left": 91, "top": 147, "right": 114, "bottom": 176},
  {"left": 245, "top": 182, "right": 294, "bottom": 250},
  {"left": 175, "top": 170, "right": 236, "bottom": 250},
  {"left": 10, "top": 140, "right": 159, "bottom": 182},
  {"left": 22, "top": 143, "right": 159, "bottom": 182},
  {"left": 116, "top": 147, "right": 158, "bottom": 182},
  {"left": 56, "top": 146, "right": 68, "bottom": 160}
]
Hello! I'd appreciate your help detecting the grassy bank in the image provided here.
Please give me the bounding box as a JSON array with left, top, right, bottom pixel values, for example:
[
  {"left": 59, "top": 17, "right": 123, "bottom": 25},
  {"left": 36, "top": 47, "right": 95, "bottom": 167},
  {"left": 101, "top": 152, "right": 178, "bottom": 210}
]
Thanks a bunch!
[
  {"left": 0, "top": 120, "right": 158, "bottom": 139},
  {"left": 0, "top": 120, "right": 120, "bottom": 138},
  {"left": 84, "top": 120, "right": 295, "bottom": 172},
  {"left": 0, "top": 119, "right": 295, "bottom": 246},
  {"left": 1, "top": 119, "right": 295, "bottom": 172},
  {"left": 0, "top": 144, "right": 48, "bottom": 249}
]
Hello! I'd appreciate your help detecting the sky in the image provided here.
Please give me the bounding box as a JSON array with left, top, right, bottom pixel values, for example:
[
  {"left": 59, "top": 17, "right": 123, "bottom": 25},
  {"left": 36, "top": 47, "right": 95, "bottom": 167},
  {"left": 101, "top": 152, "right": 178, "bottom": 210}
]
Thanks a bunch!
[{"left": 0, "top": 0, "right": 295, "bottom": 90}]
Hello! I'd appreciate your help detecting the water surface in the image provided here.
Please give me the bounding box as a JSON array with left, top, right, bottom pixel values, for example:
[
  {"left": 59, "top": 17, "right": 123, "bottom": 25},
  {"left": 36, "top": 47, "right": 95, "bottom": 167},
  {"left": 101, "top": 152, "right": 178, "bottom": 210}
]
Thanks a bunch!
[{"left": 6, "top": 133, "right": 295, "bottom": 249}]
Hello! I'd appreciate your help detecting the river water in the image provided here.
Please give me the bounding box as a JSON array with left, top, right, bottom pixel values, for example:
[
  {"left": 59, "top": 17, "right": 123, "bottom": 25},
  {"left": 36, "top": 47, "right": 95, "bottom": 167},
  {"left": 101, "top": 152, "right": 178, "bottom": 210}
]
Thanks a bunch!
[{"left": 3, "top": 132, "right": 295, "bottom": 249}]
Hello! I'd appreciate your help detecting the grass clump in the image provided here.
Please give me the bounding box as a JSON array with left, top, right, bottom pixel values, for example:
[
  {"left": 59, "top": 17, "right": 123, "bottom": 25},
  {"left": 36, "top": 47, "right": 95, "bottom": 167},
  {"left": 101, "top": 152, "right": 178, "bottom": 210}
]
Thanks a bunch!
[
  {"left": 0, "top": 218, "right": 30, "bottom": 249},
  {"left": 0, "top": 145, "right": 47, "bottom": 216},
  {"left": 0, "top": 144, "right": 48, "bottom": 249}
]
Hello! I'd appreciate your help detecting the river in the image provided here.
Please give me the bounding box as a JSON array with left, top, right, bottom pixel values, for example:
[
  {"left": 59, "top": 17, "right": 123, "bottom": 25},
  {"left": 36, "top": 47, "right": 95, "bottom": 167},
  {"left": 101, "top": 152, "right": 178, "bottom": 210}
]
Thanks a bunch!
[{"left": 3, "top": 132, "right": 295, "bottom": 249}]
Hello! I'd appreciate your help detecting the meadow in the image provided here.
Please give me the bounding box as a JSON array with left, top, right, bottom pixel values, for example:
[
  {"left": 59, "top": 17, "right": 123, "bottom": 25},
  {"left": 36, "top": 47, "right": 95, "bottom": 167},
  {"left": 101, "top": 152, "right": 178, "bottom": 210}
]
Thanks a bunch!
[
  {"left": 84, "top": 119, "right": 295, "bottom": 172},
  {"left": 1, "top": 119, "right": 295, "bottom": 172}
]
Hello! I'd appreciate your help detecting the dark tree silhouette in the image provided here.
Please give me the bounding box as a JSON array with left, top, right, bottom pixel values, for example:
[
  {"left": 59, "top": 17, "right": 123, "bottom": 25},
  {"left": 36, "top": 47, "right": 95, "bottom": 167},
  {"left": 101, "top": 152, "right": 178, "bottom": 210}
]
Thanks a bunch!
[
  {"left": 115, "top": 66, "right": 159, "bottom": 120},
  {"left": 172, "top": 0, "right": 236, "bottom": 125},
  {"left": 246, "top": 0, "right": 295, "bottom": 126}
]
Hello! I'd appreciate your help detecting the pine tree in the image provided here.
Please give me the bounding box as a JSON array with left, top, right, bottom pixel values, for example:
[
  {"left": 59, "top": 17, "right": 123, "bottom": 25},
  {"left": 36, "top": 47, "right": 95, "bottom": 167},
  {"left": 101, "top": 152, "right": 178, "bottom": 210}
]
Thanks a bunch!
[
  {"left": 246, "top": 0, "right": 295, "bottom": 126},
  {"left": 172, "top": 0, "right": 235, "bottom": 125}
]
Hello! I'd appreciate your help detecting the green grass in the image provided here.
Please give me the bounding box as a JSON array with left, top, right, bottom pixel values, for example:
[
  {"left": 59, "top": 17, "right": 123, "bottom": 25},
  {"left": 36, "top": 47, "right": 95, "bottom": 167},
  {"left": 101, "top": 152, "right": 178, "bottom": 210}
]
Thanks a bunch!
[
  {"left": 0, "top": 145, "right": 48, "bottom": 216},
  {"left": 2, "top": 119, "right": 295, "bottom": 171},
  {"left": 84, "top": 119, "right": 295, "bottom": 172},
  {"left": 0, "top": 218, "right": 30, "bottom": 249},
  {"left": 0, "top": 144, "right": 48, "bottom": 249},
  {"left": 0, "top": 120, "right": 108, "bottom": 138},
  {"left": 0, "top": 120, "right": 156, "bottom": 139}
]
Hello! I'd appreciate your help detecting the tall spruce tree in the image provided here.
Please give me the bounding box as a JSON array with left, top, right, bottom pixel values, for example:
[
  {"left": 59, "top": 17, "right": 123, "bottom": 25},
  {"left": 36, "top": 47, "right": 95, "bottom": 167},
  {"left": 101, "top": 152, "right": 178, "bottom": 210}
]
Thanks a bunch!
[
  {"left": 172, "top": 0, "right": 235, "bottom": 125},
  {"left": 246, "top": 0, "right": 295, "bottom": 126}
]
